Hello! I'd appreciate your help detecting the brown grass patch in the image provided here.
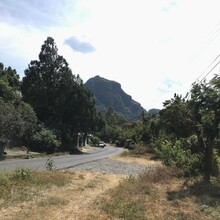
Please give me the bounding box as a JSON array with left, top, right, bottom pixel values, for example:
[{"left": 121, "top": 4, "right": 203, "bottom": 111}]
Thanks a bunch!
[
  {"left": 111, "top": 154, "right": 162, "bottom": 167},
  {"left": 99, "top": 167, "right": 220, "bottom": 220},
  {"left": 0, "top": 170, "right": 126, "bottom": 220}
]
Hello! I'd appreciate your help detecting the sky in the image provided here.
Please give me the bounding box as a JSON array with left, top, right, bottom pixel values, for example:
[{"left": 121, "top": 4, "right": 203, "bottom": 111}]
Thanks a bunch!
[{"left": 1, "top": 0, "right": 220, "bottom": 110}]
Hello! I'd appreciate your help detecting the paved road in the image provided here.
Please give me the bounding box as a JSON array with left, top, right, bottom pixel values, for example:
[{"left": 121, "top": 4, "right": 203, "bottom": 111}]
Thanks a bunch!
[{"left": 0, "top": 146, "right": 124, "bottom": 172}]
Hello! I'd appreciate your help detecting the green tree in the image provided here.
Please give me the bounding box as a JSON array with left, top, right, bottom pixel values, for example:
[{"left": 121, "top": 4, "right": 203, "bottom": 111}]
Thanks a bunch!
[
  {"left": 0, "top": 63, "right": 21, "bottom": 103},
  {"left": 0, "top": 88, "right": 37, "bottom": 155},
  {"left": 0, "top": 63, "right": 20, "bottom": 90},
  {"left": 21, "top": 37, "right": 74, "bottom": 124},
  {"left": 159, "top": 94, "right": 194, "bottom": 139},
  {"left": 189, "top": 75, "right": 220, "bottom": 182},
  {"left": 21, "top": 37, "right": 98, "bottom": 150}
]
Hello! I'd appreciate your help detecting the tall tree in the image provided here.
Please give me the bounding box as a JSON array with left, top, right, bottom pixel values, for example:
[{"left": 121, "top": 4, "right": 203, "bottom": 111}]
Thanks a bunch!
[
  {"left": 21, "top": 37, "right": 97, "bottom": 150},
  {"left": 159, "top": 94, "right": 194, "bottom": 139},
  {"left": 189, "top": 75, "right": 220, "bottom": 182},
  {"left": 22, "top": 37, "right": 74, "bottom": 124}
]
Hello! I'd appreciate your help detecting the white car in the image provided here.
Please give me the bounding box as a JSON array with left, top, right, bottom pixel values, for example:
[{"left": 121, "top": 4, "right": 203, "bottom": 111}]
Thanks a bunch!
[{"left": 98, "top": 141, "right": 106, "bottom": 148}]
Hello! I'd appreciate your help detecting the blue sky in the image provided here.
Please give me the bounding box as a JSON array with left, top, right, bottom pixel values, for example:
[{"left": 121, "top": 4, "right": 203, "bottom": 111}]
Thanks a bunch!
[{"left": 1, "top": 0, "right": 220, "bottom": 110}]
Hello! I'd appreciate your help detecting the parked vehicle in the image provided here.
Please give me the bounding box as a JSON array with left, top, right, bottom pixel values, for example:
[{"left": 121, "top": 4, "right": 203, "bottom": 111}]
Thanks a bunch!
[{"left": 98, "top": 141, "right": 106, "bottom": 148}]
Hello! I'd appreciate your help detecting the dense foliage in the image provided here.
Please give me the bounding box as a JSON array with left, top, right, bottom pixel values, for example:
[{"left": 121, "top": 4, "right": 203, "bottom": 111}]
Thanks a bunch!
[
  {"left": 155, "top": 76, "right": 220, "bottom": 182},
  {"left": 98, "top": 76, "right": 220, "bottom": 182},
  {"left": 21, "top": 37, "right": 100, "bottom": 151},
  {"left": 0, "top": 63, "right": 38, "bottom": 154},
  {"left": 0, "top": 37, "right": 102, "bottom": 154}
]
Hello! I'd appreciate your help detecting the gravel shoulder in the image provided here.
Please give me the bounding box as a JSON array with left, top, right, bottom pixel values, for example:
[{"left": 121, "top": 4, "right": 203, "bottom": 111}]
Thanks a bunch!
[{"left": 68, "top": 154, "right": 162, "bottom": 177}]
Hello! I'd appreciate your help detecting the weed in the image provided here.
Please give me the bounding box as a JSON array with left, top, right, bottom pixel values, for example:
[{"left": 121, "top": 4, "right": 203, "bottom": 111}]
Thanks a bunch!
[
  {"left": 0, "top": 172, "right": 7, "bottom": 185},
  {"left": 13, "top": 168, "right": 32, "bottom": 180},
  {"left": 45, "top": 157, "right": 55, "bottom": 171}
]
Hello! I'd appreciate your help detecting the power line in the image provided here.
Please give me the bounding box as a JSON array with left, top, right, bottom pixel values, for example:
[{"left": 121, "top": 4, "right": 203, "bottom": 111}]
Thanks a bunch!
[
  {"left": 188, "top": 21, "right": 220, "bottom": 65},
  {"left": 193, "top": 54, "right": 220, "bottom": 83},
  {"left": 200, "top": 59, "right": 220, "bottom": 81},
  {"left": 184, "top": 54, "right": 220, "bottom": 98}
]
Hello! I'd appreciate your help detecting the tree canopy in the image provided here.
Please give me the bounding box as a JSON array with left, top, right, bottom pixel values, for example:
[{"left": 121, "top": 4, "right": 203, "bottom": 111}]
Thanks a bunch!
[
  {"left": 189, "top": 75, "right": 220, "bottom": 182},
  {"left": 21, "top": 37, "right": 99, "bottom": 150},
  {"left": 0, "top": 63, "right": 38, "bottom": 155}
]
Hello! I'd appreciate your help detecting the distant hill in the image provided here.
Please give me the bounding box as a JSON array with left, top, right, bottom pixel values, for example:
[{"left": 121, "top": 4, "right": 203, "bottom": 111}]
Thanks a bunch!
[
  {"left": 85, "top": 75, "right": 146, "bottom": 120},
  {"left": 148, "top": 108, "right": 160, "bottom": 115}
]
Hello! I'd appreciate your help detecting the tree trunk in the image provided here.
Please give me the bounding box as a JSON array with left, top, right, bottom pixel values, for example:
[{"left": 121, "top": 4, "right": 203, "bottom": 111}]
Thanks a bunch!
[
  {"left": 204, "top": 138, "right": 214, "bottom": 183},
  {"left": 0, "top": 141, "right": 5, "bottom": 158},
  {"left": 83, "top": 133, "right": 87, "bottom": 147}
]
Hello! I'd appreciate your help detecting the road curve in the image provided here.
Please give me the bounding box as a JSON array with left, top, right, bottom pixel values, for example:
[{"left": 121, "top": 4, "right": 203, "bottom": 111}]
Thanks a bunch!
[{"left": 0, "top": 146, "right": 124, "bottom": 172}]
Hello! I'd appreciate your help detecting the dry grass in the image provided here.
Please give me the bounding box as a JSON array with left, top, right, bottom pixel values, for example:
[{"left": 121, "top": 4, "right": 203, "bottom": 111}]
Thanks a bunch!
[
  {"left": 1, "top": 153, "right": 220, "bottom": 220},
  {"left": 99, "top": 166, "right": 220, "bottom": 220},
  {"left": 111, "top": 154, "right": 162, "bottom": 167},
  {"left": 0, "top": 169, "right": 126, "bottom": 220}
]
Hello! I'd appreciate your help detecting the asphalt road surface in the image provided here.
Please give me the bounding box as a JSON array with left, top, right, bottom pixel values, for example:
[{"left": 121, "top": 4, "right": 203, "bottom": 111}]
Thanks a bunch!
[{"left": 0, "top": 146, "right": 124, "bottom": 172}]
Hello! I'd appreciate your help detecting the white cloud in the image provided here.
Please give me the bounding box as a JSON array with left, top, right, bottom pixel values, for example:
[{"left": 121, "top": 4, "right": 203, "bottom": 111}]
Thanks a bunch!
[{"left": 64, "top": 36, "right": 95, "bottom": 53}]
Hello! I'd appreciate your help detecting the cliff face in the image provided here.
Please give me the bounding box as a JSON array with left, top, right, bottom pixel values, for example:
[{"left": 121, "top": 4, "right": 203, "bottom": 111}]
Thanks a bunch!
[{"left": 85, "top": 75, "right": 145, "bottom": 120}]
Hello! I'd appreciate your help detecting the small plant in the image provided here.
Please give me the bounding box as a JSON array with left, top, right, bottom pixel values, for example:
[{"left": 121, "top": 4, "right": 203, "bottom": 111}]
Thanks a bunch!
[
  {"left": 26, "top": 154, "right": 35, "bottom": 159},
  {"left": 13, "top": 168, "right": 32, "bottom": 180},
  {"left": 45, "top": 157, "right": 55, "bottom": 171},
  {"left": 0, "top": 172, "right": 7, "bottom": 185}
]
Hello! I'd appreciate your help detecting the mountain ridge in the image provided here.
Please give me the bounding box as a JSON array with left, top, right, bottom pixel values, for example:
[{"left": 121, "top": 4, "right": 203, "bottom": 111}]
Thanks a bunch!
[{"left": 85, "top": 75, "right": 146, "bottom": 120}]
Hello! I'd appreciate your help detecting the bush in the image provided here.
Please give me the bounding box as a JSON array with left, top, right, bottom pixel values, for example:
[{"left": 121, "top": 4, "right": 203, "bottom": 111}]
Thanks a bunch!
[
  {"left": 154, "top": 140, "right": 202, "bottom": 176},
  {"left": 29, "top": 127, "right": 60, "bottom": 154},
  {"left": 212, "top": 149, "right": 220, "bottom": 176},
  {"left": 133, "top": 143, "right": 154, "bottom": 154},
  {"left": 91, "top": 136, "right": 100, "bottom": 146},
  {"left": 13, "top": 168, "right": 32, "bottom": 180}
]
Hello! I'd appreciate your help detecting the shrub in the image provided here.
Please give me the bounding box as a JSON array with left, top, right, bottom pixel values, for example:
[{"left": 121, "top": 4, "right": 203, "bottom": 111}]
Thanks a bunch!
[
  {"left": 29, "top": 127, "right": 60, "bottom": 154},
  {"left": 91, "top": 136, "right": 100, "bottom": 146},
  {"left": 154, "top": 140, "right": 202, "bottom": 176},
  {"left": 13, "top": 168, "right": 32, "bottom": 180},
  {"left": 212, "top": 149, "right": 220, "bottom": 176},
  {"left": 132, "top": 143, "right": 154, "bottom": 155}
]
